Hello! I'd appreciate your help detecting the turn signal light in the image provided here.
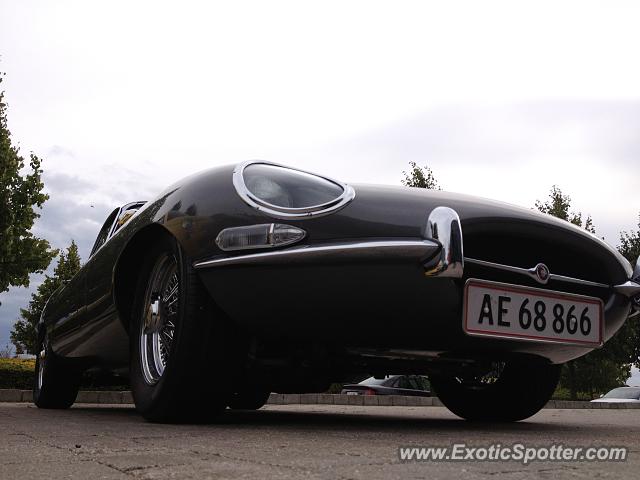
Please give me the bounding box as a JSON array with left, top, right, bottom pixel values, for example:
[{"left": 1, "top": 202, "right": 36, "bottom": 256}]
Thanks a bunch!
[{"left": 215, "top": 223, "right": 306, "bottom": 252}]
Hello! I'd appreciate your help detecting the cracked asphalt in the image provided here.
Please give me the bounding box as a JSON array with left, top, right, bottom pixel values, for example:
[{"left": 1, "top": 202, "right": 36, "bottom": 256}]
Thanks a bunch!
[{"left": 0, "top": 403, "right": 638, "bottom": 479}]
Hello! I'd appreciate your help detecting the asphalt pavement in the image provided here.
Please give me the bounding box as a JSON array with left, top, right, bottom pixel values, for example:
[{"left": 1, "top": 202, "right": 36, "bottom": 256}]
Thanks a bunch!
[{"left": 1, "top": 403, "right": 638, "bottom": 479}]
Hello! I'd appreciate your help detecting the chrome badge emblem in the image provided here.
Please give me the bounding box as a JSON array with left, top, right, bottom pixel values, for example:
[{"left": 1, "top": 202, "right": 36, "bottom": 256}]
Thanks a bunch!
[{"left": 533, "top": 263, "right": 550, "bottom": 284}]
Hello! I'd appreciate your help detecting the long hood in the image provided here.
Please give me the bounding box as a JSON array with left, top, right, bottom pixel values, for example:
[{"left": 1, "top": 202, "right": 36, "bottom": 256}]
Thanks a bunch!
[
  {"left": 148, "top": 165, "right": 632, "bottom": 286},
  {"left": 303, "top": 183, "right": 632, "bottom": 285}
]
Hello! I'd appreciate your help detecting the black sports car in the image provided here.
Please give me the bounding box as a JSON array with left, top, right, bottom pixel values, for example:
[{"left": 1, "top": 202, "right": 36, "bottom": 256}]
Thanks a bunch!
[{"left": 35, "top": 161, "right": 640, "bottom": 422}]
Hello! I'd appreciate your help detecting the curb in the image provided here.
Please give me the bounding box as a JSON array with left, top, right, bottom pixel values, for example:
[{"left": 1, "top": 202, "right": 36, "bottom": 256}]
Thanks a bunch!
[
  {"left": 1, "top": 390, "right": 639, "bottom": 409},
  {"left": 0, "top": 390, "right": 134, "bottom": 404}
]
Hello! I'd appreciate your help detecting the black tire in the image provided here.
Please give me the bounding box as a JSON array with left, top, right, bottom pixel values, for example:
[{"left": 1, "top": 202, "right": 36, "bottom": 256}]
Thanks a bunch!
[
  {"left": 228, "top": 387, "right": 271, "bottom": 410},
  {"left": 33, "top": 334, "right": 81, "bottom": 409},
  {"left": 430, "top": 359, "right": 561, "bottom": 422},
  {"left": 129, "top": 234, "right": 239, "bottom": 423}
]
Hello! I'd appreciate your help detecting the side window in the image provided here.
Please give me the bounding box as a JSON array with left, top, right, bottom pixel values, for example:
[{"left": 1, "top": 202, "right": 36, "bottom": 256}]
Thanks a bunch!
[
  {"left": 113, "top": 202, "right": 145, "bottom": 233},
  {"left": 90, "top": 208, "right": 119, "bottom": 257},
  {"left": 416, "top": 376, "right": 431, "bottom": 391},
  {"left": 397, "top": 377, "right": 414, "bottom": 390}
]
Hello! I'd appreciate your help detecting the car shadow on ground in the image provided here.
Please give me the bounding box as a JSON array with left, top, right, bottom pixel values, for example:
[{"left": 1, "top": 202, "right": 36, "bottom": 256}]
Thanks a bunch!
[{"left": 50, "top": 404, "right": 606, "bottom": 436}]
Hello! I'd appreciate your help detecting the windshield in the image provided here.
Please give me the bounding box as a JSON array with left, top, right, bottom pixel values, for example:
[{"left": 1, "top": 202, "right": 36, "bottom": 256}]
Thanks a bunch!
[
  {"left": 359, "top": 376, "right": 391, "bottom": 386},
  {"left": 603, "top": 387, "right": 640, "bottom": 399}
]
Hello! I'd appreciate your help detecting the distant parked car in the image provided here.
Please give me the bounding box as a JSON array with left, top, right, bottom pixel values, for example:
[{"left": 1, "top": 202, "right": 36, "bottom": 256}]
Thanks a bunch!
[
  {"left": 591, "top": 387, "right": 640, "bottom": 403},
  {"left": 341, "top": 375, "right": 431, "bottom": 396}
]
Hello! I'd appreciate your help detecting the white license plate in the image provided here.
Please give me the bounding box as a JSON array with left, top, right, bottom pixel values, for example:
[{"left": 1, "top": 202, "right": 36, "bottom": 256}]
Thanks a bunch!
[{"left": 463, "top": 279, "right": 603, "bottom": 347}]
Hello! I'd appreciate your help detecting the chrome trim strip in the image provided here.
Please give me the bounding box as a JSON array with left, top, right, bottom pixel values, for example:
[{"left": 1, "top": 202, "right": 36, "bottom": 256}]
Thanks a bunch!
[
  {"left": 424, "top": 206, "right": 464, "bottom": 278},
  {"left": 464, "top": 257, "right": 610, "bottom": 289},
  {"left": 193, "top": 239, "right": 440, "bottom": 269},
  {"left": 614, "top": 280, "right": 640, "bottom": 298},
  {"left": 232, "top": 160, "right": 356, "bottom": 219}
]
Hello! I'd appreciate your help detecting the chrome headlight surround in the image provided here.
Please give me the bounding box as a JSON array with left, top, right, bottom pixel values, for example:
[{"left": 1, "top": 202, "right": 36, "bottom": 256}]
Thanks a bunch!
[{"left": 232, "top": 160, "right": 356, "bottom": 219}]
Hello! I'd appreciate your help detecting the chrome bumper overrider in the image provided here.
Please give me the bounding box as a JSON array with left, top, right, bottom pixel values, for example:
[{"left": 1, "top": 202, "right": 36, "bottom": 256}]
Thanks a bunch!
[{"left": 424, "top": 206, "right": 464, "bottom": 277}]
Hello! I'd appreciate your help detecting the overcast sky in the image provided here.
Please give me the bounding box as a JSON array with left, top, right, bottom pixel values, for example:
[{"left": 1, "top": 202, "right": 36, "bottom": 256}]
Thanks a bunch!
[{"left": 1, "top": 1, "right": 639, "bottom": 358}]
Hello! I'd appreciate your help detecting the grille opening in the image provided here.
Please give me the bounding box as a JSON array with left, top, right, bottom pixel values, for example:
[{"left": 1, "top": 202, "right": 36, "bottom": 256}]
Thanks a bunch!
[{"left": 462, "top": 220, "right": 623, "bottom": 287}]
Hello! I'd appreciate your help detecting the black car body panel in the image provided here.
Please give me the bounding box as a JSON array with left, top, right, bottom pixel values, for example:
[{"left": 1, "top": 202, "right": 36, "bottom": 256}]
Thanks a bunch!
[{"left": 40, "top": 162, "right": 638, "bottom": 375}]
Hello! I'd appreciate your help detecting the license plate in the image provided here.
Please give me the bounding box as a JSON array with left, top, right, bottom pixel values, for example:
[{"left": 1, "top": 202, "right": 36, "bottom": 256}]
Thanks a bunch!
[{"left": 463, "top": 279, "right": 603, "bottom": 347}]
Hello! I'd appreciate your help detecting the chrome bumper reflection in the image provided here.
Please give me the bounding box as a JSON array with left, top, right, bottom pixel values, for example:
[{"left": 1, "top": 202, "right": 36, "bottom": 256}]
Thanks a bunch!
[
  {"left": 424, "top": 206, "right": 464, "bottom": 278},
  {"left": 193, "top": 239, "right": 440, "bottom": 269}
]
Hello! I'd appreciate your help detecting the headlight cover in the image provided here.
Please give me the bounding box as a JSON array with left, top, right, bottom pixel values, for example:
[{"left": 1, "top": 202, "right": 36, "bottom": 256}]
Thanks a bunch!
[{"left": 233, "top": 160, "right": 355, "bottom": 218}]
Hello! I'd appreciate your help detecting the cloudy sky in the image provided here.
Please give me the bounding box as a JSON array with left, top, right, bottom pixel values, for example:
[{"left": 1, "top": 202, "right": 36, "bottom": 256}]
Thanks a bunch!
[{"left": 1, "top": 1, "right": 639, "bottom": 368}]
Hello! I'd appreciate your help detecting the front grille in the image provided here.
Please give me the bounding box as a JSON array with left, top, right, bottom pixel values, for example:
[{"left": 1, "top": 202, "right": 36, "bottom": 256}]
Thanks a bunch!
[
  {"left": 463, "top": 260, "right": 610, "bottom": 303},
  {"left": 461, "top": 221, "right": 619, "bottom": 303}
]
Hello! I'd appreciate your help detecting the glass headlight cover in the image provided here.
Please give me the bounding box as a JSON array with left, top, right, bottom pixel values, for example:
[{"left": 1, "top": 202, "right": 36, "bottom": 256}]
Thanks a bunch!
[
  {"left": 233, "top": 161, "right": 355, "bottom": 218},
  {"left": 215, "top": 223, "right": 306, "bottom": 252}
]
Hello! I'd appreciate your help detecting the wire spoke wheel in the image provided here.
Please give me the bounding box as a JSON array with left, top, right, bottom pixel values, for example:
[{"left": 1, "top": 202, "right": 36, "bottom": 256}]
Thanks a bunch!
[
  {"left": 37, "top": 342, "right": 47, "bottom": 391},
  {"left": 130, "top": 234, "right": 239, "bottom": 422},
  {"left": 139, "top": 253, "right": 179, "bottom": 385},
  {"left": 454, "top": 361, "right": 506, "bottom": 390},
  {"left": 430, "top": 359, "right": 561, "bottom": 422}
]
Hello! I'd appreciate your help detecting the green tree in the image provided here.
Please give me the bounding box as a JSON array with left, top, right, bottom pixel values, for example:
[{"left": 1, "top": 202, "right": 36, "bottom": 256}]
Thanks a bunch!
[
  {"left": 617, "top": 214, "right": 640, "bottom": 370},
  {"left": 401, "top": 161, "right": 441, "bottom": 190},
  {"left": 535, "top": 185, "right": 595, "bottom": 233},
  {"left": 619, "top": 214, "right": 640, "bottom": 271},
  {"left": 535, "top": 186, "right": 633, "bottom": 399},
  {"left": 10, "top": 241, "right": 81, "bottom": 354},
  {"left": 0, "top": 72, "right": 56, "bottom": 294}
]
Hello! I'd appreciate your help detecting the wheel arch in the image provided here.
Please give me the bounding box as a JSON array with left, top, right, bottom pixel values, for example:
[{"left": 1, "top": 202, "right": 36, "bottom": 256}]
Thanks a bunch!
[{"left": 112, "top": 223, "right": 176, "bottom": 334}]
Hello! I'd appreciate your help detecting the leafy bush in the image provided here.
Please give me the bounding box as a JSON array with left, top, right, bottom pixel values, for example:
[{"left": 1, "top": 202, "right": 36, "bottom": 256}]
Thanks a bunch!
[
  {"left": 0, "top": 358, "right": 35, "bottom": 389},
  {"left": 551, "top": 385, "right": 594, "bottom": 401},
  {"left": 0, "top": 358, "right": 129, "bottom": 391}
]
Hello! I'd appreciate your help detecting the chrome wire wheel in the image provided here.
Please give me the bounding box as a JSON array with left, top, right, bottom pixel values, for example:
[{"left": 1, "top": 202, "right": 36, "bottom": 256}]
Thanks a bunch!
[
  {"left": 139, "top": 253, "right": 179, "bottom": 385},
  {"left": 37, "top": 342, "right": 46, "bottom": 391},
  {"left": 454, "top": 361, "right": 506, "bottom": 390}
]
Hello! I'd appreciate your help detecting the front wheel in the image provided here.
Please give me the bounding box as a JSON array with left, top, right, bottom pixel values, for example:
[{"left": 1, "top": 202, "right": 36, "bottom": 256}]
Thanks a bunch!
[
  {"left": 430, "top": 359, "right": 561, "bottom": 422},
  {"left": 129, "top": 234, "right": 240, "bottom": 423}
]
